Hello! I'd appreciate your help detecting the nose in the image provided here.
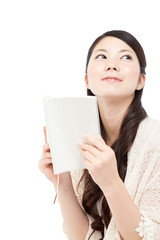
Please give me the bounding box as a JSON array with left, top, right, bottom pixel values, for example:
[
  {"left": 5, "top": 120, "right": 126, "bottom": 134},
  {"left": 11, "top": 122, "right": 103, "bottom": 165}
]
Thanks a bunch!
[
  {"left": 105, "top": 60, "right": 119, "bottom": 72},
  {"left": 107, "top": 67, "right": 118, "bottom": 71}
]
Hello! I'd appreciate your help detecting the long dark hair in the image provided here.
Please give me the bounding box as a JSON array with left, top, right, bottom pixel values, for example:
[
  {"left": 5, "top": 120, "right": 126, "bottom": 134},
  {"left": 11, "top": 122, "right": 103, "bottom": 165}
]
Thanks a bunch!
[{"left": 78, "top": 30, "right": 147, "bottom": 239}]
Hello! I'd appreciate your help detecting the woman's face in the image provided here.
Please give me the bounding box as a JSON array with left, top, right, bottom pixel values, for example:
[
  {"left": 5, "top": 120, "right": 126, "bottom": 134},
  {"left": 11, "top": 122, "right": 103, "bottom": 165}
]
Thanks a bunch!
[{"left": 86, "top": 36, "right": 145, "bottom": 100}]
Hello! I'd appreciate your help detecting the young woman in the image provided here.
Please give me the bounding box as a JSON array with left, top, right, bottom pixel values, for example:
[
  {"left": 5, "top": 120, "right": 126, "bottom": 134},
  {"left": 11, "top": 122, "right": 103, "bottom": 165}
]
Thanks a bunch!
[{"left": 39, "top": 30, "right": 160, "bottom": 240}]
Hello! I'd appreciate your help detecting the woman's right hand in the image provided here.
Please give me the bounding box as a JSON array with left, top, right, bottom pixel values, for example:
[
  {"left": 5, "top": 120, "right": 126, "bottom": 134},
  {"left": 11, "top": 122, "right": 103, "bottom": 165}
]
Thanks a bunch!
[{"left": 38, "top": 126, "right": 73, "bottom": 191}]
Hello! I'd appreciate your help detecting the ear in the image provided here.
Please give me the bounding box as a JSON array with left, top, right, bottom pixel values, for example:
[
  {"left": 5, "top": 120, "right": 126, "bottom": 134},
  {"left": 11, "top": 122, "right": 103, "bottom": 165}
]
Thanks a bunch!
[
  {"left": 136, "top": 74, "right": 146, "bottom": 90},
  {"left": 85, "top": 74, "right": 89, "bottom": 89}
]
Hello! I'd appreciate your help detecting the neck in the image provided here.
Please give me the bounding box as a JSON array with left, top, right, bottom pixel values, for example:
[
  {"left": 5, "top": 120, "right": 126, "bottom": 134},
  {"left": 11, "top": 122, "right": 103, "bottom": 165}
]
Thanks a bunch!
[{"left": 97, "top": 96, "right": 134, "bottom": 145}]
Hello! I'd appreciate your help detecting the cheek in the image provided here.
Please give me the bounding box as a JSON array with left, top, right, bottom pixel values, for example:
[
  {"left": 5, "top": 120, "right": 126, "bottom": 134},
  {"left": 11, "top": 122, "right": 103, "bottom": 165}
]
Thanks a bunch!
[
  {"left": 124, "top": 64, "right": 140, "bottom": 83},
  {"left": 87, "top": 62, "right": 104, "bottom": 80}
]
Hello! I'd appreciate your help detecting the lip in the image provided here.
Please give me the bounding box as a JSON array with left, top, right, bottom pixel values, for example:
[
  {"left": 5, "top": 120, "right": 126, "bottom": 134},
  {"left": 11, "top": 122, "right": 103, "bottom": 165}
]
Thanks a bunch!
[{"left": 102, "top": 77, "right": 122, "bottom": 82}]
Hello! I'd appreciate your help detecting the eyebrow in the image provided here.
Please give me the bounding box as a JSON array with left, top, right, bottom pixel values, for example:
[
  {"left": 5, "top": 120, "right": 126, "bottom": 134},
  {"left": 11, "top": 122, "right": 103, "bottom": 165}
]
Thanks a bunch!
[{"left": 94, "top": 49, "right": 134, "bottom": 54}]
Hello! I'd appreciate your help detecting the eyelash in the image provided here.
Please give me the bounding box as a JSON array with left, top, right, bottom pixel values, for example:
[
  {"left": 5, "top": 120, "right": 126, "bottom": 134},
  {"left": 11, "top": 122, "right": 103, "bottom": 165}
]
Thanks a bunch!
[
  {"left": 95, "top": 54, "right": 132, "bottom": 60},
  {"left": 121, "top": 55, "right": 132, "bottom": 60},
  {"left": 96, "top": 54, "right": 106, "bottom": 59}
]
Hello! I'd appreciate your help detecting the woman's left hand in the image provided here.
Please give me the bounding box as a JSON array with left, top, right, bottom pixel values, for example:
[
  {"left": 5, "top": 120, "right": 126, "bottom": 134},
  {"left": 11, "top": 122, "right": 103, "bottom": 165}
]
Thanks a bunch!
[{"left": 78, "top": 135, "right": 120, "bottom": 191}]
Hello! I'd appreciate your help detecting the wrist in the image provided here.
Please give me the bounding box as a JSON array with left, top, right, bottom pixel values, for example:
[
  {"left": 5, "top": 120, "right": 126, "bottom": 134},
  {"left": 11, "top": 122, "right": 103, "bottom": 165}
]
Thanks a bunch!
[
  {"left": 101, "top": 176, "right": 123, "bottom": 198},
  {"left": 52, "top": 172, "right": 73, "bottom": 191},
  {"left": 58, "top": 181, "right": 74, "bottom": 193}
]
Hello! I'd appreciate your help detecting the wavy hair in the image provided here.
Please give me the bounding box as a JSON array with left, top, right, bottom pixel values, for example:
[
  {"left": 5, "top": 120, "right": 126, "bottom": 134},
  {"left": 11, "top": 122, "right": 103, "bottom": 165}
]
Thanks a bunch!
[{"left": 78, "top": 30, "right": 148, "bottom": 239}]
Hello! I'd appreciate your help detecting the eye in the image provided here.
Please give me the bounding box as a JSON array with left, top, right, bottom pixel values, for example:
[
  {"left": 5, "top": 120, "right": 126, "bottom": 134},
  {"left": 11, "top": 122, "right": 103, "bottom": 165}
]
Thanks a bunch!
[
  {"left": 121, "top": 55, "right": 132, "bottom": 60},
  {"left": 96, "top": 54, "right": 107, "bottom": 59}
]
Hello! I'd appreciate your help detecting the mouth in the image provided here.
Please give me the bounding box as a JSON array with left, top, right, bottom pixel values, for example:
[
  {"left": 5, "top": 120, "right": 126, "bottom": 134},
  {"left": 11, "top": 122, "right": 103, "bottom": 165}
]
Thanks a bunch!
[{"left": 102, "top": 77, "right": 122, "bottom": 82}]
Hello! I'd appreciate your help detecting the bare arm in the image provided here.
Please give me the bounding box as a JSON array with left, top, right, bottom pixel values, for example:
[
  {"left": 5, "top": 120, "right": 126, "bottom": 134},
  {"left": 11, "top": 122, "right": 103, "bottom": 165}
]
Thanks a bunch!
[
  {"left": 58, "top": 181, "right": 89, "bottom": 240},
  {"left": 103, "top": 178, "right": 142, "bottom": 240},
  {"left": 78, "top": 135, "right": 143, "bottom": 240},
  {"left": 39, "top": 126, "right": 89, "bottom": 240}
]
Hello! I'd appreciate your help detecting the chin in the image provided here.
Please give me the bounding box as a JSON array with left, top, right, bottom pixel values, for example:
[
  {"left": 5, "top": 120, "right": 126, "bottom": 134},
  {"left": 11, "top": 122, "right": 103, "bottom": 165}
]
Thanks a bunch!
[{"left": 96, "top": 92, "right": 122, "bottom": 98}]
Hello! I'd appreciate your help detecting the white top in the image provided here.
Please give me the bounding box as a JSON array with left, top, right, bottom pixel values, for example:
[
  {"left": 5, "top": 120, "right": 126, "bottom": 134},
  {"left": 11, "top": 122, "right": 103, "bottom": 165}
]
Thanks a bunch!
[{"left": 63, "top": 116, "right": 160, "bottom": 239}]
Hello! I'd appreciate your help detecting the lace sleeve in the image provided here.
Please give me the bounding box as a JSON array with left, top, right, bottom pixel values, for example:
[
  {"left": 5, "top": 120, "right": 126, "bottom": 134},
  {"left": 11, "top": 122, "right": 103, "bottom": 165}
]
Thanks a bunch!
[
  {"left": 135, "top": 151, "right": 160, "bottom": 239},
  {"left": 115, "top": 150, "right": 160, "bottom": 240},
  {"left": 135, "top": 210, "right": 159, "bottom": 240}
]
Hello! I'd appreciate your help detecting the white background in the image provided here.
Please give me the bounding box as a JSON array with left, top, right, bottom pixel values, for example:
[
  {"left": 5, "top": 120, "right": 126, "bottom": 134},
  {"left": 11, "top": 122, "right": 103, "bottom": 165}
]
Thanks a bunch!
[{"left": 0, "top": 0, "right": 160, "bottom": 239}]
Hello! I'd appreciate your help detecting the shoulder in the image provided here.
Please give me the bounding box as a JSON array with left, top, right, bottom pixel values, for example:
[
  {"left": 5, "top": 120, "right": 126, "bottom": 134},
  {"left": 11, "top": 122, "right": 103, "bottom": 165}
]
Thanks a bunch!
[
  {"left": 135, "top": 116, "right": 160, "bottom": 147},
  {"left": 128, "top": 116, "right": 160, "bottom": 166},
  {"left": 126, "top": 117, "right": 160, "bottom": 194},
  {"left": 138, "top": 116, "right": 160, "bottom": 132}
]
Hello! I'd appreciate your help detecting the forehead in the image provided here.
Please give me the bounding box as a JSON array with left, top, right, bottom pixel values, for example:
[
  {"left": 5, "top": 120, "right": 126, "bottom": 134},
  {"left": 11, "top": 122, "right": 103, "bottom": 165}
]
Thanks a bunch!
[{"left": 93, "top": 36, "right": 135, "bottom": 54}]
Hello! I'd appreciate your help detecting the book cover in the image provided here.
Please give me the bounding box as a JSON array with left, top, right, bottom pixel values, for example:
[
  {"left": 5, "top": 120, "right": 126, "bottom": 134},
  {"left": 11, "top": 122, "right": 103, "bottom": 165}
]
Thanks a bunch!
[{"left": 43, "top": 96, "right": 101, "bottom": 174}]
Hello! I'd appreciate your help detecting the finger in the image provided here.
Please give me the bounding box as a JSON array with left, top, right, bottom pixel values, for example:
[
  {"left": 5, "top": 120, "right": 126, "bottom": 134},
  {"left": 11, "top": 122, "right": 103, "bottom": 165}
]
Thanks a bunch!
[
  {"left": 38, "top": 157, "right": 52, "bottom": 169},
  {"left": 43, "top": 144, "right": 50, "bottom": 152},
  {"left": 43, "top": 126, "right": 48, "bottom": 144},
  {"left": 78, "top": 141, "right": 100, "bottom": 157},
  {"left": 80, "top": 149, "right": 96, "bottom": 163},
  {"left": 83, "top": 158, "right": 92, "bottom": 172},
  {"left": 41, "top": 152, "right": 52, "bottom": 159},
  {"left": 39, "top": 157, "right": 52, "bottom": 165},
  {"left": 83, "top": 135, "right": 106, "bottom": 151}
]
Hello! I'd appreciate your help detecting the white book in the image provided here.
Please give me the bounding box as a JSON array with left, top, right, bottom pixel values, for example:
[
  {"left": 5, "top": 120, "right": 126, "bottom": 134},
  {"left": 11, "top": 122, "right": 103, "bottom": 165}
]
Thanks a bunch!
[{"left": 43, "top": 96, "right": 101, "bottom": 174}]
